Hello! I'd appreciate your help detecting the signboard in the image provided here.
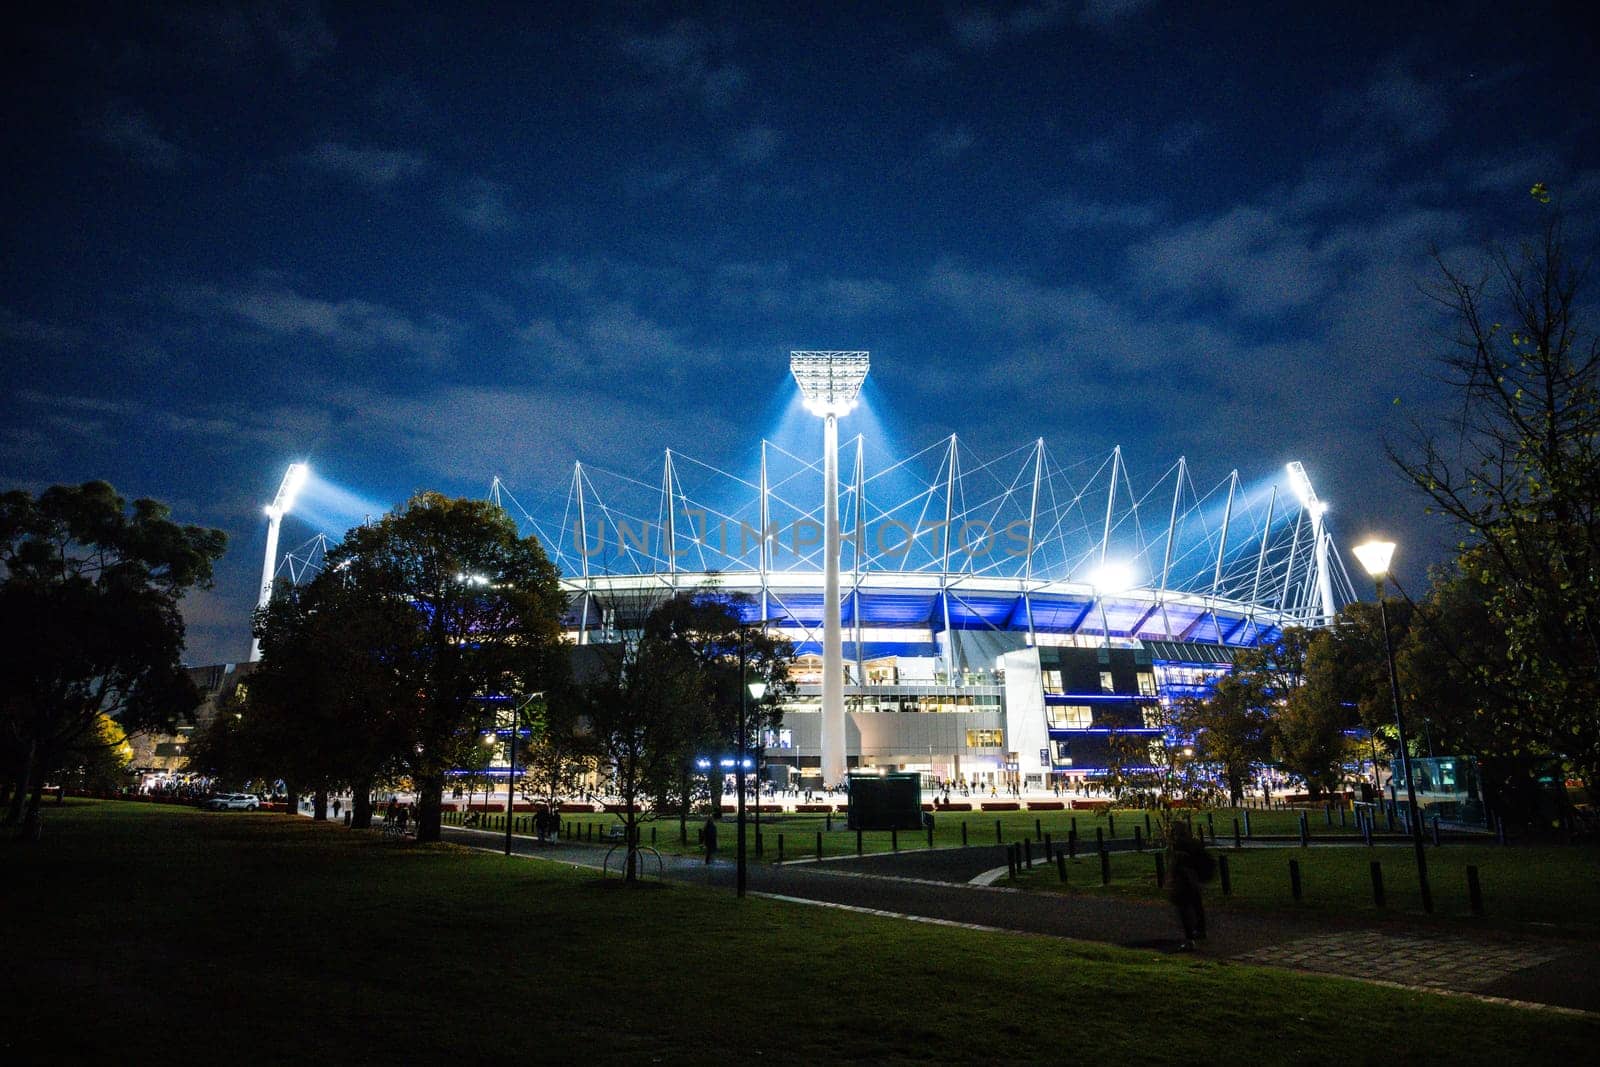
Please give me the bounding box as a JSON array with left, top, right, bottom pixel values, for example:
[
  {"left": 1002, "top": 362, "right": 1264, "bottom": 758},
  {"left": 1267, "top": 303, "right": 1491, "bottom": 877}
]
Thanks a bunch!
[{"left": 846, "top": 772, "right": 923, "bottom": 831}]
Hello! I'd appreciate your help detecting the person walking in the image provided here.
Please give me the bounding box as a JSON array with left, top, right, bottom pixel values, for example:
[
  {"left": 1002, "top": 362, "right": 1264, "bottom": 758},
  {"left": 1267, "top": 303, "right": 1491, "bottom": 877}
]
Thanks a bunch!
[{"left": 1167, "top": 821, "right": 1213, "bottom": 949}]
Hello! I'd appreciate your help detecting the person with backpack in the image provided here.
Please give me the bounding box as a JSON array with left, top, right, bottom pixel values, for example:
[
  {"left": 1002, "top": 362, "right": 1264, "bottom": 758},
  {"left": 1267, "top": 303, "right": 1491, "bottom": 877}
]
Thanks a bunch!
[{"left": 1167, "top": 820, "right": 1213, "bottom": 949}]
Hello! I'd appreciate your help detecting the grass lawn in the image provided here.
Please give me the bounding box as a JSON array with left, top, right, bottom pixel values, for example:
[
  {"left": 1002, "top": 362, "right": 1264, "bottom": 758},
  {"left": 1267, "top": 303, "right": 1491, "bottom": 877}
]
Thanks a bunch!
[
  {"left": 5, "top": 801, "right": 1595, "bottom": 1065},
  {"left": 1012, "top": 841, "right": 1600, "bottom": 932},
  {"left": 478, "top": 804, "right": 1364, "bottom": 861}
]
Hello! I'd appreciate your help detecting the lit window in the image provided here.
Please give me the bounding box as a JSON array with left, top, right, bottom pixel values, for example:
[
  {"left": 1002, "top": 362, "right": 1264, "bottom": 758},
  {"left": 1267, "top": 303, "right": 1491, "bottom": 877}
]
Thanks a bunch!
[
  {"left": 1048, "top": 705, "right": 1093, "bottom": 729},
  {"left": 1099, "top": 671, "right": 1115, "bottom": 694},
  {"left": 1041, "top": 669, "right": 1063, "bottom": 694},
  {"left": 1137, "top": 672, "right": 1156, "bottom": 697}
]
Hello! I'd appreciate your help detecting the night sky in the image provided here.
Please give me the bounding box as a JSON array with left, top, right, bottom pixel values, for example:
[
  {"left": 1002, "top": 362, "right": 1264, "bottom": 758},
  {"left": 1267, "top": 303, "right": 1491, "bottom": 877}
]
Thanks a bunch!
[{"left": 3, "top": 2, "right": 1596, "bottom": 664}]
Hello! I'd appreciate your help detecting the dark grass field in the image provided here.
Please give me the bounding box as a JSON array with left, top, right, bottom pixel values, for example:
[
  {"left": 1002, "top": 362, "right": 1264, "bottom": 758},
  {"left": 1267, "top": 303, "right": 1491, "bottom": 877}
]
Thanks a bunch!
[{"left": 4, "top": 801, "right": 1596, "bottom": 1065}]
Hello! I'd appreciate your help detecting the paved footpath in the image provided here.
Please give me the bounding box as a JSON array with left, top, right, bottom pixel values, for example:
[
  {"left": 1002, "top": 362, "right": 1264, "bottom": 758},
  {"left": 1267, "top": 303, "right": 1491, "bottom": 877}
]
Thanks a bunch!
[{"left": 438, "top": 824, "right": 1600, "bottom": 1017}]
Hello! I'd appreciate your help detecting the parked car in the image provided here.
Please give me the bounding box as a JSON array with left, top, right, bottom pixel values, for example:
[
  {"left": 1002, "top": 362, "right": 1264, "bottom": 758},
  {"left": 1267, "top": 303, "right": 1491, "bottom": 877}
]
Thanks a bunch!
[{"left": 203, "top": 793, "right": 261, "bottom": 811}]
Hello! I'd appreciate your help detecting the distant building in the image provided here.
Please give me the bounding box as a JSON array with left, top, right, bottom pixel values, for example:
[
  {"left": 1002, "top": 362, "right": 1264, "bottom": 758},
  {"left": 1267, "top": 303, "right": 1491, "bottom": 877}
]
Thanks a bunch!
[{"left": 127, "top": 661, "right": 257, "bottom": 779}]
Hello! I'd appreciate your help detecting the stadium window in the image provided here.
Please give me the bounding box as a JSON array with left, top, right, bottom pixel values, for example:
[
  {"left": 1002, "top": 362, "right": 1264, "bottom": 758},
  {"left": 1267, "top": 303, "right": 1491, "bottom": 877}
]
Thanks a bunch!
[
  {"left": 1137, "top": 672, "right": 1156, "bottom": 697},
  {"left": 965, "top": 729, "right": 1003, "bottom": 748},
  {"left": 1041, "top": 669, "right": 1063, "bottom": 694},
  {"left": 1099, "top": 671, "right": 1115, "bottom": 694},
  {"left": 1048, "top": 705, "right": 1093, "bottom": 729}
]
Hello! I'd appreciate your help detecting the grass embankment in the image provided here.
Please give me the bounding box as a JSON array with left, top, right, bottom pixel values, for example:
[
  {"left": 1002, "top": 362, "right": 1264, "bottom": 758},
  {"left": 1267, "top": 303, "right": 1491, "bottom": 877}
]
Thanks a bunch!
[
  {"left": 465, "top": 805, "right": 1365, "bottom": 860},
  {"left": 6, "top": 802, "right": 1596, "bottom": 1065},
  {"left": 1012, "top": 841, "right": 1600, "bottom": 932}
]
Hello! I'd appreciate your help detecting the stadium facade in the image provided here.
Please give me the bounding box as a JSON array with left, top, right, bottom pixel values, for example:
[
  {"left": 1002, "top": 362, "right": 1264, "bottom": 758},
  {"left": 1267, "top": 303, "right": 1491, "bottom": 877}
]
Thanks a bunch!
[{"left": 465, "top": 352, "right": 1359, "bottom": 791}]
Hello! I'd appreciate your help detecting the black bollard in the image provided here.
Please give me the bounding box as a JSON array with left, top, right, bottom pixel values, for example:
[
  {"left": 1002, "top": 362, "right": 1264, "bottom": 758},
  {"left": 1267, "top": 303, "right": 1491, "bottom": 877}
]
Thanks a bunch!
[
  {"left": 1207, "top": 812, "right": 1215, "bottom": 838},
  {"left": 1298, "top": 811, "right": 1309, "bottom": 848},
  {"left": 1057, "top": 852, "right": 1068, "bottom": 883},
  {"left": 1096, "top": 827, "right": 1104, "bottom": 851},
  {"left": 826, "top": 813, "right": 833, "bottom": 832},
  {"left": 1071, "top": 815, "right": 1078, "bottom": 837},
  {"left": 652, "top": 826, "right": 658, "bottom": 845},
  {"left": 1338, "top": 803, "right": 1346, "bottom": 828},
  {"left": 1044, "top": 831, "right": 1053, "bottom": 860},
  {"left": 778, "top": 833, "right": 785, "bottom": 863},
  {"left": 1154, "top": 850, "right": 1166, "bottom": 888},
  {"left": 1233, "top": 817, "right": 1242, "bottom": 850},
  {"left": 1068, "top": 828, "right": 1078, "bottom": 858},
  {"left": 1108, "top": 812, "right": 1116, "bottom": 837},
  {"left": 962, "top": 820, "right": 968, "bottom": 846},
  {"left": 1369, "top": 860, "right": 1385, "bottom": 908},
  {"left": 1134, "top": 826, "right": 1143, "bottom": 851},
  {"left": 1324, "top": 803, "right": 1332, "bottom": 827},
  {"left": 1363, "top": 815, "right": 1373, "bottom": 848},
  {"left": 856, "top": 829, "right": 863, "bottom": 856},
  {"left": 1145, "top": 811, "right": 1152, "bottom": 837},
  {"left": 1099, "top": 847, "right": 1111, "bottom": 885},
  {"left": 1024, "top": 838, "right": 1033, "bottom": 869},
  {"left": 1431, "top": 814, "right": 1441, "bottom": 847},
  {"left": 927, "top": 822, "right": 934, "bottom": 848},
  {"left": 1243, "top": 809, "right": 1252, "bottom": 839},
  {"left": 1219, "top": 854, "right": 1232, "bottom": 897},
  {"left": 1289, "top": 858, "right": 1303, "bottom": 902},
  {"left": 817, "top": 831, "right": 823, "bottom": 861},
  {"left": 1467, "top": 865, "right": 1484, "bottom": 916},
  {"left": 996, "top": 819, "right": 1003, "bottom": 844},
  {"left": 892, "top": 829, "right": 899, "bottom": 852}
]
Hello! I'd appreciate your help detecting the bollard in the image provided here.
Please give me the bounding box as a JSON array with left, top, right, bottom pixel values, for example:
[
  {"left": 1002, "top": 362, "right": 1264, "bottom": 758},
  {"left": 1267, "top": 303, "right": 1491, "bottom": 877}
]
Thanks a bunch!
[
  {"left": 1298, "top": 812, "right": 1309, "bottom": 848},
  {"left": 1233, "top": 817, "right": 1241, "bottom": 850},
  {"left": 826, "top": 813, "right": 833, "bottom": 832},
  {"left": 892, "top": 829, "right": 899, "bottom": 852},
  {"left": 927, "top": 822, "right": 934, "bottom": 848},
  {"left": 856, "top": 829, "right": 863, "bottom": 856},
  {"left": 651, "top": 826, "right": 657, "bottom": 845},
  {"left": 1431, "top": 814, "right": 1441, "bottom": 847},
  {"left": 1071, "top": 815, "right": 1078, "bottom": 837},
  {"left": 1495, "top": 812, "right": 1506, "bottom": 845},
  {"left": 1134, "top": 826, "right": 1143, "bottom": 851},
  {"left": 1057, "top": 852, "right": 1068, "bottom": 883},
  {"left": 1206, "top": 812, "right": 1215, "bottom": 838},
  {"left": 1338, "top": 803, "right": 1346, "bottom": 828},
  {"left": 1096, "top": 827, "right": 1104, "bottom": 851},
  {"left": 1243, "top": 809, "right": 1252, "bottom": 839},
  {"left": 1369, "top": 860, "right": 1385, "bottom": 908},
  {"left": 1036, "top": 817, "right": 1043, "bottom": 841},
  {"left": 1218, "top": 855, "right": 1231, "bottom": 897},
  {"left": 1044, "top": 831, "right": 1053, "bottom": 860},
  {"left": 1466, "top": 865, "right": 1484, "bottom": 916},
  {"left": 962, "top": 821, "right": 969, "bottom": 846},
  {"left": 996, "top": 819, "right": 1004, "bottom": 844},
  {"left": 1145, "top": 811, "right": 1152, "bottom": 837},
  {"left": 817, "top": 831, "right": 823, "bottom": 861},
  {"left": 1008, "top": 844, "right": 1017, "bottom": 879},
  {"left": 1324, "top": 803, "right": 1332, "bottom": 826},
  {"left": 1154, "top": 850, "right": 1166, "bottom": 888},
  {"left": 778, "top": 833, "right": 785, "bottom": 863},
  {"left": 1099, "top": 847, "right": 1111, "bottom": 885},
  {"left": 1068, "top": 828, "right": 1078, "bottom": 859},
  {"left": 1363, "top": 816, "right": 1373, "bottom": 848},
  {"left": 1024, "top": 838, "right": 1033, "bottom": 869},
  {"left": 1289, "top": 858, "right": 1303, "bottom": 902},
  {"left": 1108, "top": 812, "right": 1116, "bottom": 837}
]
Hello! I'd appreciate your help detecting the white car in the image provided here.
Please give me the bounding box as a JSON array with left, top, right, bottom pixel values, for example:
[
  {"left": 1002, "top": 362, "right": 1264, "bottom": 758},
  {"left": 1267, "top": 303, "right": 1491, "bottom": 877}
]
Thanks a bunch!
[{"left": 203, "top": 793, "right": 261, "bottom": 811}]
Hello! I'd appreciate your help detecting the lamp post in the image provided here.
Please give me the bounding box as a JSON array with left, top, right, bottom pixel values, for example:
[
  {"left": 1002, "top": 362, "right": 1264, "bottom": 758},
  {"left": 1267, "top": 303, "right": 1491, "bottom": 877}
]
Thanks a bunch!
[
  {"left": 736, "top": 626, "right": 769, "bottom": 898},
  {"left": 250, "top": 462, "right": 309, "bottom": 662},
  {"left": 790, "top": 351, "right": 869, "bottom": 788},
  {"left": 1352, "top": 539, "right": 1433, "bottom": 913}
]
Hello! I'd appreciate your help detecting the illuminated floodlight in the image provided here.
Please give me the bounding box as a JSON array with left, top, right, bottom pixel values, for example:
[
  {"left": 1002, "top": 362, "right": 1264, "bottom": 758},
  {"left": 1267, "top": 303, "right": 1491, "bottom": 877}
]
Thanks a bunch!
[
  {"left": 1085, "top": 560, "right": 1137, "bottom": 594},
  {"left": 251, "top": 462, "right": 311, "bottom": 662},
  {"left": 790, "top": 351, "right": 870, "bottom": 417},
  {"left": 1284, "top": 461, "right": 1326, "bottom": 516},
  {"left": 1352, "top": 539, "right": 1396, "bottom": 579},
  {"left": 265, "top": 462, "right": 311, "bottom": 519}
]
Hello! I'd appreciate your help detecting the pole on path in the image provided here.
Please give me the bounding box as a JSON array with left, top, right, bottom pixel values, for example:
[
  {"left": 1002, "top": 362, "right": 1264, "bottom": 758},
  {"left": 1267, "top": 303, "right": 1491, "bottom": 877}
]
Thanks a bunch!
[
  {"left": 1233, "top": 817, "right": 1241, "bottom": 850},
  {"left": 962, "top": 820, "right": 968, "bottom": 846},
  {"left": 1154, "top": 851, "right": 1166, "bottom": 888},
  {"left": 1289, "top": 858, "right": 1303, "bottom": 902},
  {"left": 1243, "top": 808, "right": 1252, "bottom": 839},
  {"left": 1298, "top": 811, "right": 1309, "bottom": 847},
  {"left": 926, "top": 822, "right": 934, "bottom": 849},
  {"left": 856, "top": 829, "right": 863, "bottom": 855},
  {"left": 1036, "top": 817, "right": 1042, "bottom": 841},
  {"left": 816, "top": 831, "right": 823, "bottom": 861},
  {"left": 1056, "top": 852, "right": 1068, "bottom": 883},
  {"left": 1145, "top": 811, "right": 1152, "bottom": 837},
  {"left": 1068, "top": 828, "right": 1078, "bottom": 859},
  {"left": 1467, "top": 865, "right": 1484, "bottom": 916},
  {"left": 996, "top": 819, "right": 1003, "bottom": 844},
  {"left": 1044, "top": 831, "right": 1053, "bottom": 860},
  {"left": 892, "top": 828, "right": 899, "bottom": 852},
  {"left": 1369, "top": 861, "right": 1385, "bottom": 909},
  {"left": 1099, "top": 848, "right": 1111, "bottom": 885},
  {"left": 1108, "top": 812, "right": 1116, "bottom": 837},
  {"left": 1431, "top": 814, "right": 1442, "bottom": 847}
]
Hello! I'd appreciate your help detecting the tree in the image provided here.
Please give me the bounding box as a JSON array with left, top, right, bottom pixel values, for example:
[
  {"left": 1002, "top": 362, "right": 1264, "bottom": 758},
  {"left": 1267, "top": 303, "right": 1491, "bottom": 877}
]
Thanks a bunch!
[
  {"left": 58, "top": 714, "right": 133, "bottom": 794},
  {"left": 330, "top": 492, "right": 568, "bottom": 842},
  {"left": 1174, "top": 672, "right": 1273, "bottom": 805},
  {"left": 1391, "top": 193, "right": 1600, "bottom": 792},
  {"left": 0, "top": 482, "right": 225, "bottom": 836}
]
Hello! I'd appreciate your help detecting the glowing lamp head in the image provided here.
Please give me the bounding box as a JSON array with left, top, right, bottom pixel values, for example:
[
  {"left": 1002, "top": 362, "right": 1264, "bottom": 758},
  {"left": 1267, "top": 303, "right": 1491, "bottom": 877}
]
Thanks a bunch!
[
  {"left": 790, "top": 350, "right": 869, "bottom": 417},
  {"left": 1085, "top": 560, "right": 1137, "bottom": 594},
  {"left": 747, "top": 679, "right": 767, "bottom": 701},
  {"left": 1352, "top": 539, "right": 1397, "bottom": 579},
  {"left": 267, "top": 462, "right": 311, "bottom": 520},
  {"left": 1285, "top": 461, "right": 1328, "bottom": 517}
]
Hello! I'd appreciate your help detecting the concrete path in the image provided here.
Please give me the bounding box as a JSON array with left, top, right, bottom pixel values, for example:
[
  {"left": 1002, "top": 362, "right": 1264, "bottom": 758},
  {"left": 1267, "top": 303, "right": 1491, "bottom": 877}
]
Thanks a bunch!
[{"left": 437, "top": 824, "right": 1600, "bottom": 1017}]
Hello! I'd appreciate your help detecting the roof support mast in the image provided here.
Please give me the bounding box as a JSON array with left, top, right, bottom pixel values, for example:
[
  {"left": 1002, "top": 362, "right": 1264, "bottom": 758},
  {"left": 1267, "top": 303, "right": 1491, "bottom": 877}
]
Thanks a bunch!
[
  {"left": 1157, "top": 456, "right": 1185, "bottom": 639},
  {"left": 1024, "top": 438, "right": 1043, "bottom": 645},
  {"left": 575, "top": 462, "right": 590, "bottom": 644},
  {"left": 1286, "top": 461, "right": 1336, "bottom": 624},
  {"left": 940, "top": 435, "right": 959, "bottom": 684}
]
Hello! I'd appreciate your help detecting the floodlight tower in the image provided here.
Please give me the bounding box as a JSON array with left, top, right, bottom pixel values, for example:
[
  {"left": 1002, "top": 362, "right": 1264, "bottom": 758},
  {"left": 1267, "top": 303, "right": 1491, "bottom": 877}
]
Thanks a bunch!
[
  {"left": 790, "top": 351, "right": 869, "bottom": 787},
  {"left": 1285, "top": 461, "right": 1336, "bottom": 623},
  {"left": 249, "top": 462, "right": 309, "bottom": 662}
]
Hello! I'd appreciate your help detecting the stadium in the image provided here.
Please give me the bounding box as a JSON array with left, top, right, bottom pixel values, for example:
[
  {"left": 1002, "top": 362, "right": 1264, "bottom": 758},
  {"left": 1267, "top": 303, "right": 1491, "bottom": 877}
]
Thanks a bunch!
[{"left": 389, "top": 351, "right": 1359, "bottom": 793}]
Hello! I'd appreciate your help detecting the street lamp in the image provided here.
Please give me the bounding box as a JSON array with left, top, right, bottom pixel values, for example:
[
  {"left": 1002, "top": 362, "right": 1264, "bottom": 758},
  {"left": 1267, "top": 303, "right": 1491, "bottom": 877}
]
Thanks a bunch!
[
  {"left": 790, "top": 351, "right": 869, "bottom": 788},
  {"left": 1352, "top": 538, "right": 1433, "bottom": 913},
  {"left": 250, "top": 462, "right": 309, "bottom": 662},
  {"left": 737, "top": 618, "right": 770, "bottom": 899}
]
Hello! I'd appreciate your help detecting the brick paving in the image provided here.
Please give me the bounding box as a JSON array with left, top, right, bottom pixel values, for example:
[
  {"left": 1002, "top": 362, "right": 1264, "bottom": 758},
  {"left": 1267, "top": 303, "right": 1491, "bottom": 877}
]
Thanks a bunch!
[{"left": 1235, "top": 929, "right": 1564, "bottom": 991}]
